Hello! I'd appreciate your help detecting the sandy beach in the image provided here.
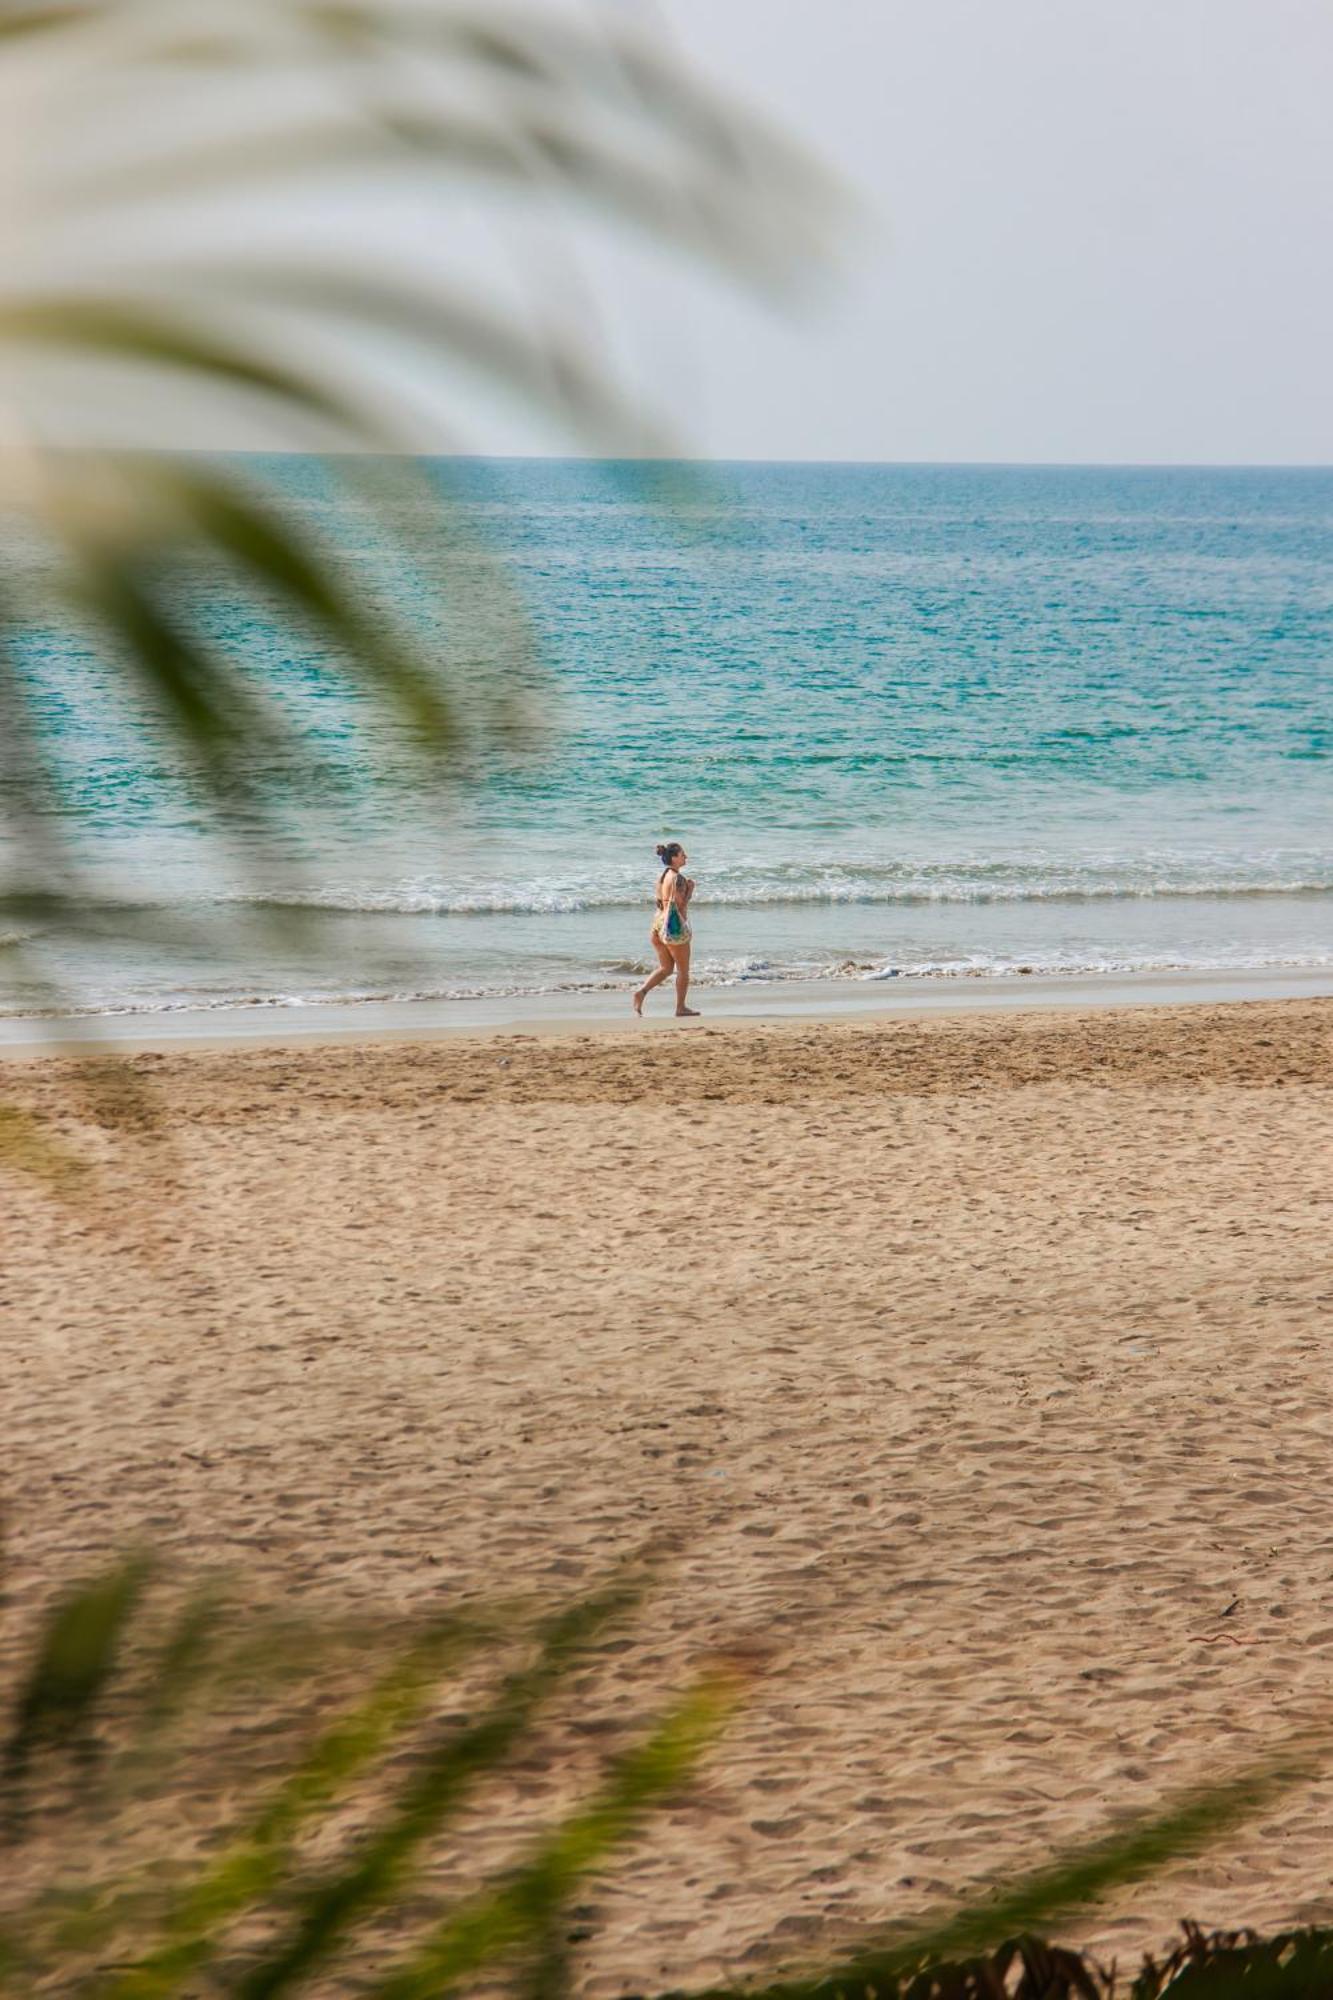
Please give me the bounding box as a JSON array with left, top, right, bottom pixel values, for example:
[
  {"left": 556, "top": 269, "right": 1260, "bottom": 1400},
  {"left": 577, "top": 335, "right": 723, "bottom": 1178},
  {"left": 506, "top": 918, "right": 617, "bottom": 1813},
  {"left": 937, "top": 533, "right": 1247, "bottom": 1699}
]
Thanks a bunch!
[{"left": 5, "top": 995, "right": 1333, "bottom": 1989}]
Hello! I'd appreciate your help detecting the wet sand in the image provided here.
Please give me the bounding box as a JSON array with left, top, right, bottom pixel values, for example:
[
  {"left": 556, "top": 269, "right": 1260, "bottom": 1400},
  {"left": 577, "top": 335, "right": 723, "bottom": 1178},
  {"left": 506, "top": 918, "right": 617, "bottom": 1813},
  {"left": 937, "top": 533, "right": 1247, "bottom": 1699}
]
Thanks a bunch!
[
  {"left": 2, "top": 962, "right": 1331, "bottom": 1056},
  {"left": 4, "top": 997, "right": 1333, "bottom": 1989}
]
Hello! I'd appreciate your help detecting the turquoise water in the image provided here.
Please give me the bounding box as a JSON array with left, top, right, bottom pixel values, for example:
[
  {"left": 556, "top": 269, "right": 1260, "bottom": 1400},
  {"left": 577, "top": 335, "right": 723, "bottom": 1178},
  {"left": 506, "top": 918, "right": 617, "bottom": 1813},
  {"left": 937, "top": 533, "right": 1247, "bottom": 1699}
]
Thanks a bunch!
[{"left": 3, "top": 457, "right": 1331, "bottom": 1015}]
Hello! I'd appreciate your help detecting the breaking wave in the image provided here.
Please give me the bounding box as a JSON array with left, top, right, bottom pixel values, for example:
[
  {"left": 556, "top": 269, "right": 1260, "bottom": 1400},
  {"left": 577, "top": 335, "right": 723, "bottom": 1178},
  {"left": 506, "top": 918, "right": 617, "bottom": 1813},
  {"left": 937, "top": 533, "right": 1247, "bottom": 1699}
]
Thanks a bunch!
[{"left": 224, "top": 860, "right": 1333, "bottom": 920}]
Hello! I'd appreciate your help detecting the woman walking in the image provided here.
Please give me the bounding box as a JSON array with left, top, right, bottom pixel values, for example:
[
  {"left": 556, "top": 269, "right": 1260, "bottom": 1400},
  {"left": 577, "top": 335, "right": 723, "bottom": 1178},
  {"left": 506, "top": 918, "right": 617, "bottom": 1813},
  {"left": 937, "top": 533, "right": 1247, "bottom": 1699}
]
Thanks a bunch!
[{"left": 633, "top": 841, "right": 699, "bottom": 1017}]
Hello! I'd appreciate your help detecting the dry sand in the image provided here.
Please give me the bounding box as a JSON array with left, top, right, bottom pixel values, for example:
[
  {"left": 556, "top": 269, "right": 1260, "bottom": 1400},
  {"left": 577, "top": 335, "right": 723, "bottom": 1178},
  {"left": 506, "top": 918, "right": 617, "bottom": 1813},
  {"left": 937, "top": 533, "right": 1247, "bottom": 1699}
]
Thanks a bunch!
[{"left": 4, "top": 997, "right": 1333, "bottom": 1990}]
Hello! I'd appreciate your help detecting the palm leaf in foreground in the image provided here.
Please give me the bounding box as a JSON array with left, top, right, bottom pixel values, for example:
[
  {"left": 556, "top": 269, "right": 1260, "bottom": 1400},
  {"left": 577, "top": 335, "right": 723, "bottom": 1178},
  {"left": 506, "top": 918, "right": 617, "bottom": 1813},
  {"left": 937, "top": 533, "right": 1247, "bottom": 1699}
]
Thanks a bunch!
[
  {"left": 369, "top": 1673, "right": 736, "bottom": 2000},
  {"left": 1131, "top": 1922, "right": 1333, "bottom": 2000},
  {"left": 0, "top": 1099, "right": 88, "bottom": 1194},
  {"left": 3, "top": 1552, "right": 1328, "bottom": 1999},
  {"left": 666, "top": 1747, "right": 1318, "bottom": 2000},
  {"left": 0, "top": 618, "right": 120, "bottom": 1192},
  {"left": 0, "top": 298, "right": 356, "bottom": 435},
  {"left": 1, "top": 1559, "right": 659, "bottom": 1994},
  {"left": 154, "top": 460, "right": 458, "bottom": 748},
  {"left": 229, "top": 1578, "right": 641, "bottom": 1999},
  {"left": 25, "top": 3, "right": 837, "bottom": 291},
  {"left": 103, "top": 1618, "right": 477, "bottom": 2000},
  {"left": 0, "top": 0, "right": 834, "bottom": 1142},
  {"left": 2, "top": 1551, "right": 152, "bottom": 1825},
  {"left": 37, "top": 448, "right": 463, "bottom": 787}
]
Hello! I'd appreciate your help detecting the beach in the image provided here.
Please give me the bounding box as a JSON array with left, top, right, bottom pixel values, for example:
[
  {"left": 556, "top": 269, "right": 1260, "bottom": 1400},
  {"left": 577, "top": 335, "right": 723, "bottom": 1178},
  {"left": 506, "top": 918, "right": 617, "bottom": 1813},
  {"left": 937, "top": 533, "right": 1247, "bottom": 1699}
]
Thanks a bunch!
[{"left": 5, "top": 993, "right": 1333, "bottom": 1987}]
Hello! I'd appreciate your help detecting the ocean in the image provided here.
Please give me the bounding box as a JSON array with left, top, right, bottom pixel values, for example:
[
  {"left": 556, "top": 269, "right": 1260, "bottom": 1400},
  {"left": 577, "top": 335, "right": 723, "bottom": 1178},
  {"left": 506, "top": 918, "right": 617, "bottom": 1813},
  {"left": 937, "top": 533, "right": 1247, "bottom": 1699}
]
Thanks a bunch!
[{"left": 3, "top": 457, "right": 1331, "bottom": 1018}]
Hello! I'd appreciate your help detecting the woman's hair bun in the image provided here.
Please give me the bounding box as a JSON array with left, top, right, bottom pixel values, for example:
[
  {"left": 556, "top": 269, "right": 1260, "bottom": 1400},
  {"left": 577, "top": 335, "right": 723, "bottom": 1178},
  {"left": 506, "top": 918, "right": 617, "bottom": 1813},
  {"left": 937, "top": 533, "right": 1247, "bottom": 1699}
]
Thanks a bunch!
[{"left": 656, "top": 842, "right": 677, "bottom": 864}]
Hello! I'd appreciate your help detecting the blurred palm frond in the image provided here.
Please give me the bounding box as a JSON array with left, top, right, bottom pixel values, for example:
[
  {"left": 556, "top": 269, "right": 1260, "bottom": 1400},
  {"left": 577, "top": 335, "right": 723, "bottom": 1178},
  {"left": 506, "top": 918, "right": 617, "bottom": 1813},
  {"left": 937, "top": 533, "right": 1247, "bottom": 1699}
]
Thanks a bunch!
[
  {"left": 0, "top": 0, "right": 839, "bottom": 1177},
  {"left": 666, "top": 1745, "right": 1317, "bottom": 2000},
  {"left": 0, "top": 1555, "right": 729, "bottom": 1998},
  {"left": 3, "top": 1556, "right": 1327, "bottom": 1998}
]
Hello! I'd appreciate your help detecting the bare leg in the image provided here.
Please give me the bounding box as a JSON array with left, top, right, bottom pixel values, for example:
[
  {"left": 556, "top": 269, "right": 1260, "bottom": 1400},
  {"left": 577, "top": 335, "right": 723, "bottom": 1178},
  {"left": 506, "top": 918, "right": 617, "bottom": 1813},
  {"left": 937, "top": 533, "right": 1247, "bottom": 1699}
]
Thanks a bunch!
[
  {"left": 633, "top": 935, "right": 675, "bottom": 1014},
  {"left": 672, "top": 941, "right": 698, "bottom": 1016}
]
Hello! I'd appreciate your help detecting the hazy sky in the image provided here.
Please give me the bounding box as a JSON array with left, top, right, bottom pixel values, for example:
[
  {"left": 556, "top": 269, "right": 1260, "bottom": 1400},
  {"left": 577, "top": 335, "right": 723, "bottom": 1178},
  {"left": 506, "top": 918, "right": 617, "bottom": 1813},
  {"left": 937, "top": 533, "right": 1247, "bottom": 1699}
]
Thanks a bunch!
[
  {"left": 538, "top": 0, "right": 1333, "bottom": 465},
  {"left": 19, "top": 1, "right": 1332, "bottom": 465}
]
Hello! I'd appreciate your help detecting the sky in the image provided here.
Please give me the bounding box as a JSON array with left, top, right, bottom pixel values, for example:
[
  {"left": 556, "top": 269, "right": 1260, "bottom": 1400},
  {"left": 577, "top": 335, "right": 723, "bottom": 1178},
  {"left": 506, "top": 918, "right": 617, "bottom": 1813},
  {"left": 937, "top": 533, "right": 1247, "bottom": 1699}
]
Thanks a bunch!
[
  {"left": 534, "top": 0, "right": 1333, "bottom": 465},
  {"left": 13, "top": 0, "right": 1333, "bottom": 466}
]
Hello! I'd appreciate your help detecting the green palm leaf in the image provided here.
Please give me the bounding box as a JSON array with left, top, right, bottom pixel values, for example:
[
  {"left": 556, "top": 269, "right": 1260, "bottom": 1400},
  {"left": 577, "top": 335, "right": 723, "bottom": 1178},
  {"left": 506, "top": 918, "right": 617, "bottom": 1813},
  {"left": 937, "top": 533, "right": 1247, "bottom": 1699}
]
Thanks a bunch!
[
  {"left": 2, "top": 1553, "right": 153, "bottom": 1823},
  {"left": 138, "top": 459, "right": 459, "bottom": 748},
  {"left": 0, "top": 299, "right": 358, "bottom": 436},
  {"left": 666, "top": 1748, "right": 1317, "bottom": 2000},
  {"left": 103, "top": 1619, "right": 477, "bottom": 2000},
  {"left": 230, "top": 1577, "right": 639, "bottom": 1998},
  {"left": 370, "top": 1672, "right": 736, "bottom": 2000}
]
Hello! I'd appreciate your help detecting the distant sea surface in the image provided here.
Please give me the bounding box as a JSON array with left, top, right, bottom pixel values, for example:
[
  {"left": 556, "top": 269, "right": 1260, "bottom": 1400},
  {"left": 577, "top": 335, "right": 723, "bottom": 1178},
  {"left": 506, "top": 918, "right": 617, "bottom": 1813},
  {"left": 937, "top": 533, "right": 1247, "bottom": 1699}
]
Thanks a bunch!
[{"left": 3, "top": 458, "right": 1331, "bottom": 1017}]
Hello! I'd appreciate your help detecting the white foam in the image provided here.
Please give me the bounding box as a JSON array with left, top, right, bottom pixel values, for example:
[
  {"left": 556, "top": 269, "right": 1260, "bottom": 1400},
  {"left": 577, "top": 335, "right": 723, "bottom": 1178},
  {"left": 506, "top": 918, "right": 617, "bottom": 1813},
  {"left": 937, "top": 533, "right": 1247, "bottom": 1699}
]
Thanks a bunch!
[
  {"left": 14, "top": 939, "right": 1331, "bottom": 1022},
  {"left": 224, "top": 861, "right": 1333, "bottom": 920}
]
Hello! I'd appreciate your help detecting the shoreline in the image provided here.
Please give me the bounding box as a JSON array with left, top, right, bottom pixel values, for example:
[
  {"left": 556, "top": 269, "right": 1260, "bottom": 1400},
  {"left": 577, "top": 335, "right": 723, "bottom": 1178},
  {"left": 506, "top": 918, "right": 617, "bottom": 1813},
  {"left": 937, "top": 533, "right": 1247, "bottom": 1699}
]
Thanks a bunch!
[{"left": 2, "top": 961, "right": 1332, "bottom": 1060}]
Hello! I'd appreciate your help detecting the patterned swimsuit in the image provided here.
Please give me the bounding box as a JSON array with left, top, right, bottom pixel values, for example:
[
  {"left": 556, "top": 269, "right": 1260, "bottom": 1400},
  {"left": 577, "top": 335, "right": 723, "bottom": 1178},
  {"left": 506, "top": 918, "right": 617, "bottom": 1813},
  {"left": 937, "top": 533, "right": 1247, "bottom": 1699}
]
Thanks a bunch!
[{"left": 654, "top": 876, "right": 692, "bottom": 945}]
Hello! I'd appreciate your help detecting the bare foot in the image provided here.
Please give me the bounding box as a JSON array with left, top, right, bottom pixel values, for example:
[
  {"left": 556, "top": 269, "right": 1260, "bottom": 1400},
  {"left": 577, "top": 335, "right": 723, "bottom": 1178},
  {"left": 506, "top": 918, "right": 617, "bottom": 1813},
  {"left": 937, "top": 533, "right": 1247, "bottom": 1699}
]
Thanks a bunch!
[
  {"left": 675, "top": 1006, "right": 700, "bottom": 1017},
  {"left": 632, "top": 989, "right": 645, "bottom": 1016}
]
